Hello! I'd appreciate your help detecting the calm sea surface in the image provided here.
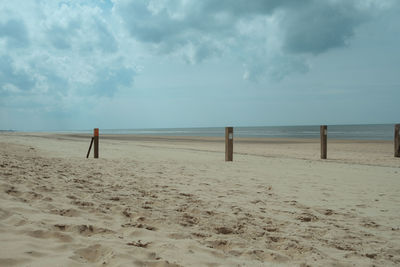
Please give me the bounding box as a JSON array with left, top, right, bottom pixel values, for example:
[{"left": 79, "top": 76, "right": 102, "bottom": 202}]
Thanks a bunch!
[{"left": 67, "top": 124, "right": 396, "bottom": 141}]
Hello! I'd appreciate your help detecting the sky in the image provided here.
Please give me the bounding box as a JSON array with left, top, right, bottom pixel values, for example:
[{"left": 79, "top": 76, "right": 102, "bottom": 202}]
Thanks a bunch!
[{"left": 0, "top": 0, "right": 399, "bottom": 131}]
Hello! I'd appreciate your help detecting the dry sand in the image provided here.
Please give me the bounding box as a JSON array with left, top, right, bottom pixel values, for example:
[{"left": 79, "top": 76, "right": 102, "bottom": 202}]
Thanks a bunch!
[{"left": 0, "top": 132, "right": 399, "bottom": 266}]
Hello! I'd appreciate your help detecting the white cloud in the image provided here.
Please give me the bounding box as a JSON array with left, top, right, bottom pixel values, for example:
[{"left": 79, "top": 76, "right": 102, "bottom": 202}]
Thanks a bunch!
[{"left": 0, "top": 0, "right": 137, "bottom": 117}]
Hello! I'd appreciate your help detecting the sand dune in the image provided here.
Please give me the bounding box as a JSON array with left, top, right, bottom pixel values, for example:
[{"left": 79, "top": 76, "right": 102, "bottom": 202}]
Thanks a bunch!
[{"left": 1, "top": 132, "right": 400, "bottom": 266}]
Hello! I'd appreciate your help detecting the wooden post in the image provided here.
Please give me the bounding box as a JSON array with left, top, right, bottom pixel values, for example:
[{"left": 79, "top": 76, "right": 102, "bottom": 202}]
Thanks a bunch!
[
  {"left": 94, "top": 128, "right": 99, "bottom": 158},
  {"left": 86, "top": 137, "right": 94, "bottom": 158},
  {"left": 225, "top": 127, "right": 233, "bottom": 161},
  {"left": 395, "top": 124, "right": 400, "bottom": 158},
  {"left": 320, "top": 125, "right": 327, "bottom": 159}
]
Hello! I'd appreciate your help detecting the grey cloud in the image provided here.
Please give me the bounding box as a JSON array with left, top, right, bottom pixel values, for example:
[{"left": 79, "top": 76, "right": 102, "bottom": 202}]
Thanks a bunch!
[
  {"left": 46, "top": 15, "right": 117, "bottom": 54},
  {"left": 0, "top": 18, "right": 30, "bottom": 48},
  {"left": 0, "top": 55, "right": 35, "bottom": 94},
  {"left": 93, "top": 18, "right": 118, "bottom": 53},
  {"left": 282, "top": 2, "right": 367, "bottom": 54},
  {"left": 202, "top": 0, "right": 306, "bottom": 16},
  {"left": 30, "top": 61, "right": 70, "bottom": 96},
  {"left": 117, "top": 0, "right": 303, "bottom": 41},
  {"left": 115, "top": 0, "right": 233, "bottom": 62},
  {"left": 47, "top": 20, "right": 81, "bottom": 50},
  {"left": 115, "top": 0, "right": 383, "bottom": 79},
  {"left": 117, "top": 1, "right": 187, "bottom": 44}
]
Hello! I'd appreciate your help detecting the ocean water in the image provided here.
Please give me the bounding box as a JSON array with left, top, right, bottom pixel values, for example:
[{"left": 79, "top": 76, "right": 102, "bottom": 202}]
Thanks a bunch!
[{"left": 73, "top": 124, "right": 396, "bottom": 141}]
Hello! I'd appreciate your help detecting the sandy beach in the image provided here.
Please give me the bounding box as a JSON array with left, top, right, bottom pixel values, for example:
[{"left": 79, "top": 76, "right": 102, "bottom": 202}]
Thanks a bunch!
[{"left": 0, "top": 132, "right": 399, "bottom": 266}]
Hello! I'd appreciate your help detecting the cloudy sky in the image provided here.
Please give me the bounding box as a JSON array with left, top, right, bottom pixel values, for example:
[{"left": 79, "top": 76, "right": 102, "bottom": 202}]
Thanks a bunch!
[{"left": 0, "top": 0, "right": 399, "bottom": 131}]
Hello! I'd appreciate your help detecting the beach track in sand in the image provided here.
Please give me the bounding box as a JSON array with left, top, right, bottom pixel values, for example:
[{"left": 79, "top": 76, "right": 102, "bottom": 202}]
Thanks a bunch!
[{"left": 1, "top": 132, "right": 400, "bottom": 266}]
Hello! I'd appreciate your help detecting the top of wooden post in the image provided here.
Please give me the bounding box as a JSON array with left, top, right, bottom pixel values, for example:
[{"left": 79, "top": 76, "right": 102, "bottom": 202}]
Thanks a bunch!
[{"left": 94, "top": 128, "right": 99, "bottom": 137}]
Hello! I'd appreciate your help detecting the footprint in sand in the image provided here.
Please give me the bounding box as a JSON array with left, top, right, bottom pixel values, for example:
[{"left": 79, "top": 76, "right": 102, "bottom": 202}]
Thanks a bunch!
[
  {"left": 71, "top": 200, "right": 94, "bottom": 208},
  {"left": 215, "top": 226, "right": 234, "bottom": 235},
  {"left": 4, "top": 186, "right": 21, "bottom": 197},
  {"left": 72, "top": 244, "right": 114, "bottom": 264},
  {"left": 121, "top": 222, "right": 157, "bottom": 231},
  {"left": 50, "top": 208, "right": 80, "bottom": 217},
  {"left": 25, "top": 229, "right": 73, "bottom": 243},
  {"left": 168, "top": 232, "right": 191, "bottom": 240},
  {"left": 297, "top": 213, "right": 318, "bottom": 222},
  {"left": 127, "top": 240, "right": 151, "bottom": 248},
  {"left": 24, "top": 191, "right": 43, "bottom": 200},
  {"left": 52, "top": 224, "right": 115, "bottom": 237},
  {"left": 180, "top": 213, "right": 199, "bottom": 227},
  {"left": 361, "top": 219, "right": 380, "bottom": 228},
  {"left": 246, "top": 249, "right": 290, "bottom": 263}
]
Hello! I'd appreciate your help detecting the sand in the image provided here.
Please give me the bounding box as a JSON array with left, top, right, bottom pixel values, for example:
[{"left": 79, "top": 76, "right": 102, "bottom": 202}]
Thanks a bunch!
[{"left": 0, "top": 132, "right": 399, "bottom": 266}]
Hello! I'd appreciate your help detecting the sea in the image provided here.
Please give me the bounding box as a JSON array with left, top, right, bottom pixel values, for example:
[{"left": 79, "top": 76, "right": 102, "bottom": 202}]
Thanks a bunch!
[{"left": 67, "top": 124, "right": 396, "bottom": 141}]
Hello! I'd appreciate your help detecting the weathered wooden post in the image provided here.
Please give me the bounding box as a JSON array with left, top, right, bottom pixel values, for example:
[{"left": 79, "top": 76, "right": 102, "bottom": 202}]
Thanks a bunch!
[
  {"left": 320, "top": 125, "right": 327, "bottom": 159},
  {"left": 225, "top": 127, "right": 233, "bottom": 161},
  {"left": 94, "top": 128, "right": 99, "bottom": 158},
  {"left": 395, "top": 124, "right": 400, "bottom": 158},
  {"left": 86, "top": 137, "right": 94, "bottom": 158}
]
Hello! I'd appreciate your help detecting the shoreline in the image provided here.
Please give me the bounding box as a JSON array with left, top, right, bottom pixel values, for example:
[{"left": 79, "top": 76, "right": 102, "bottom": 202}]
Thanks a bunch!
[{"left": 1, "top": 131, "right": 393, "bottom": 144}]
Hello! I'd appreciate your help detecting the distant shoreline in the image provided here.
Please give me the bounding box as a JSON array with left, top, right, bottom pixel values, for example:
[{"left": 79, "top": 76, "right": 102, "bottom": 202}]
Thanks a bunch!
[
  {"left": 4, "top": 124, "right": 395, "bottom": 141},
  {"left": 2, "top": 132, "right": 392, "bottom": 144}
]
